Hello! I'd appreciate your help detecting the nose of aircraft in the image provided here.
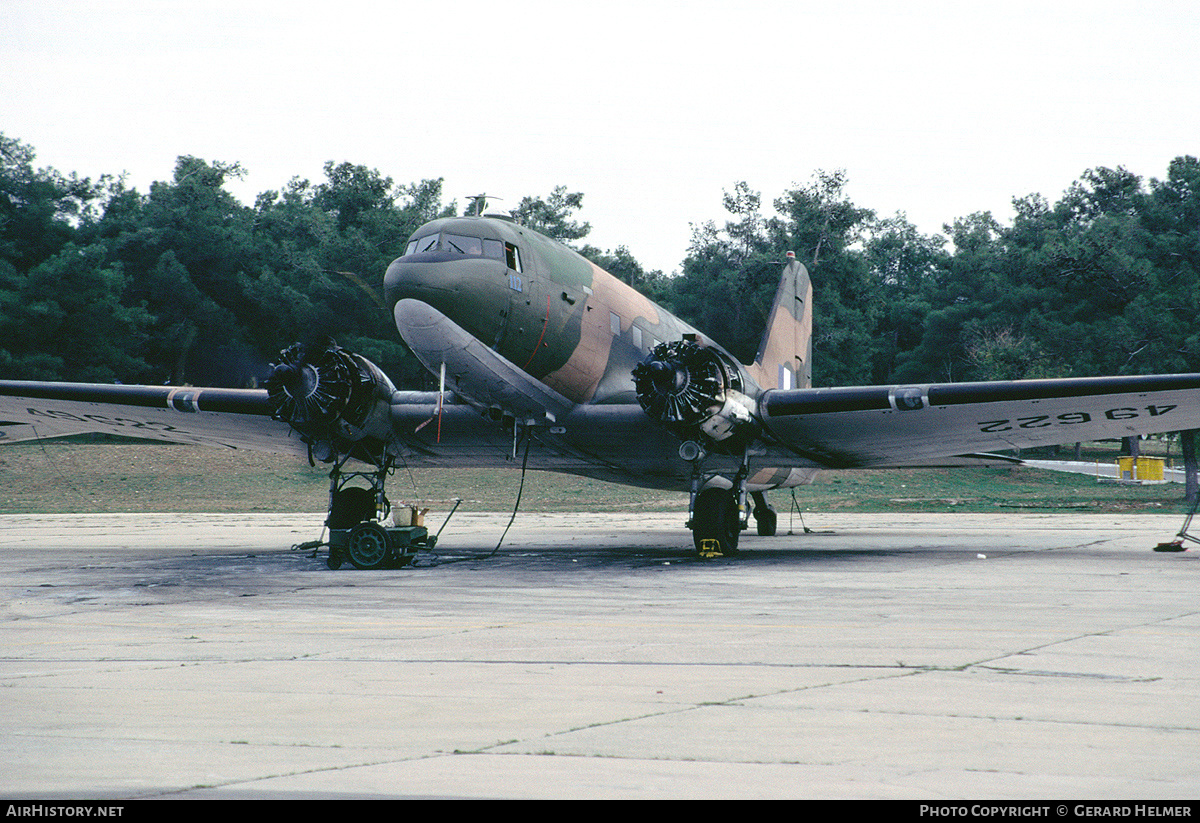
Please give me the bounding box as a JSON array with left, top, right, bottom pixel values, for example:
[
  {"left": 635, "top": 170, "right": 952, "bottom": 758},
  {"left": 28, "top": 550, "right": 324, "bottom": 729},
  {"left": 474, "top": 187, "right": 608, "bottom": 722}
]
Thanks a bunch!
[
  {"left": 384, "top": 255, "right": 511, "bottom": 347},
  {"left": 383, "top": 257, "right": 448, "bottom": 309}
]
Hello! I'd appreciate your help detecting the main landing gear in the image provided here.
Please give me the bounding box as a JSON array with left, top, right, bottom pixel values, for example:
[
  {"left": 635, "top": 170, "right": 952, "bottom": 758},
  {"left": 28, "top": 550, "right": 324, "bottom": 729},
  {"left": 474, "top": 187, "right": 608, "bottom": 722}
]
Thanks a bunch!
[
  {"left": 689, "top": 480, "right": 779, "bottom": 558},
  {"left": 691, "top": 487, "right": 742, "bottom": 557},
  {"left": 323, "top": 458, "right": 436, "bottom": 570}
]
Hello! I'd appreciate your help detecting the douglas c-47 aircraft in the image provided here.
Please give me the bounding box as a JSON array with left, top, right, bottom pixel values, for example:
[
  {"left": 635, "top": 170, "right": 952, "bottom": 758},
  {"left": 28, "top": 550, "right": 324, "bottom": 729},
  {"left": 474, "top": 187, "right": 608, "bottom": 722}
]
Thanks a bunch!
[{"left": 4, "top": 213, "right": 1200, "bottom": 564}]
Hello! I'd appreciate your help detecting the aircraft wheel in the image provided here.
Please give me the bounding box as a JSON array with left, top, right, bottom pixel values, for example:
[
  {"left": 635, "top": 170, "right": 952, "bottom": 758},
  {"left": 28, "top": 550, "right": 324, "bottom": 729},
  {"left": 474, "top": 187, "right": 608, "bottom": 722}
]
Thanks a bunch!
[
  {"left": 754, "top": 501, "right": 777, "bottom": 537},
  {"left": 692, "top": 488, "right": 740, "bottom": 557},
  {"left": 329, "top": 487, "right": 377, "bottom": 530},
  {"left": 347, "top": 522, "right": 392, "bottom": 570}
]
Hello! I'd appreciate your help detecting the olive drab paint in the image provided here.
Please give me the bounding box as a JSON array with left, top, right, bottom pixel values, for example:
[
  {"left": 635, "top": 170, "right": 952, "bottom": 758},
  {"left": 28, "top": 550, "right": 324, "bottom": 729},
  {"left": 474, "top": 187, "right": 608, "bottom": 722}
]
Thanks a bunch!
[{"left": 385, "top": 215, "right": 812, "bottom": 407}]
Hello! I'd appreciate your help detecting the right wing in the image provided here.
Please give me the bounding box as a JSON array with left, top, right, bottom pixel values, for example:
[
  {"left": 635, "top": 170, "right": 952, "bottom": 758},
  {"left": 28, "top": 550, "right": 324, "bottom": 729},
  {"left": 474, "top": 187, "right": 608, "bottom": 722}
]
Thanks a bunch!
[
  {"left": 0, "top": 377, "right": 687, "bottom": 488},
  {"left": 0, "top": 380, "right": 301, "bottom": 454}
]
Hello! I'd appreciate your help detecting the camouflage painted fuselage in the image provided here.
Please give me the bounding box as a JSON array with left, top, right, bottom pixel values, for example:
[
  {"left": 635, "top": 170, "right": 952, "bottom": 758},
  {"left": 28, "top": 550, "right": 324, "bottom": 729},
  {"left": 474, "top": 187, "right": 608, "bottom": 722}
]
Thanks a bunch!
[
  {"left": 382, "top": 215, "right": 821, "bottom": 494},
  {"left": 384, "top": 215, "right": 716, "bottom": 406}
]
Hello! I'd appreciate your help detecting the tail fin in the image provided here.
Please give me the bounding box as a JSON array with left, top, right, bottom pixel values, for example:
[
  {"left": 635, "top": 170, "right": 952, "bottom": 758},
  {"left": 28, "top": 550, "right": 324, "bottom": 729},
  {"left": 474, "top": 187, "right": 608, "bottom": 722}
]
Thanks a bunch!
[{"left": 749, "top": 255, "right": 812, "bottom": 390}]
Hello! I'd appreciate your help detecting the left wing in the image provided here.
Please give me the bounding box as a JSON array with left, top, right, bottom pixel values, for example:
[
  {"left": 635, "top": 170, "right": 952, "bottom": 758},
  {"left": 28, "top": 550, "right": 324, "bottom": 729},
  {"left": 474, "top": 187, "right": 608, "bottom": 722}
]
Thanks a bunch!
[{"left": 759, "top": 374, "right": 1200, "bottom": 468}]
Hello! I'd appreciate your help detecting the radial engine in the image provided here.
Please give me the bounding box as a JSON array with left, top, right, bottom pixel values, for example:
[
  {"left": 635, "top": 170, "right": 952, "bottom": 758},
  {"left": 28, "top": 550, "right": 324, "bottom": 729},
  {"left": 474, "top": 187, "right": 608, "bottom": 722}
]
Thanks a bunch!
[
  {"left": 632, "top": 338, "right": 759, "bottom": 453},
  {"left": 264, "top": 341, "right": 397, "bottom": 464}
]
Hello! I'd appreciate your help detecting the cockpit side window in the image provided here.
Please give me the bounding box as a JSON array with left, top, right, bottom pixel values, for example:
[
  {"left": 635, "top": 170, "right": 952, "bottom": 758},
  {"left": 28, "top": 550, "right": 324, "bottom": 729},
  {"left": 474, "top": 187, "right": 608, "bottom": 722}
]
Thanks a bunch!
[
  {"left": 482, "top": 238, "right": 504, "bottom": 260},
  {"left": 505, "top": 242, "right": 522, "bottom": 273}
]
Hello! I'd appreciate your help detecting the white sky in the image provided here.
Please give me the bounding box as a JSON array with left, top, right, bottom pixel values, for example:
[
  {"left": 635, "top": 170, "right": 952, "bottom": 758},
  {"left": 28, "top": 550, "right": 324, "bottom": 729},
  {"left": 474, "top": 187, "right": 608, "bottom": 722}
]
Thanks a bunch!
[{"left": 4, "top": 0, "right": 1197, "bottom": 274}]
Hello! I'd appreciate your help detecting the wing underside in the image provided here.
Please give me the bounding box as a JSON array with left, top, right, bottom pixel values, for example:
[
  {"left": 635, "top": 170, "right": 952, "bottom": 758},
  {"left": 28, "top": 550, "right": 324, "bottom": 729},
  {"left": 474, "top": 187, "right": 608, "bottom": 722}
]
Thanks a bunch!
[
  {"left": 0, "top": 381, "right": 303, "bottom": 455},
  {"left": 5, "top": 372, "right": 1200, "bottom": 494},
  {"left": 761, "top": 374, "right": 1200, "bottom": 468}
]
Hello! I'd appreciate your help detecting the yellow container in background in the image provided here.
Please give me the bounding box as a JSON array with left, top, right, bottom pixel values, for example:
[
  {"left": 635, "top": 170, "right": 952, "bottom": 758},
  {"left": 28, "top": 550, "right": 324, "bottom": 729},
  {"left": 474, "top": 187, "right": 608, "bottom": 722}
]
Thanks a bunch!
[{"left": 1116, "top": 456, "right": 1165, "bottom": 481}]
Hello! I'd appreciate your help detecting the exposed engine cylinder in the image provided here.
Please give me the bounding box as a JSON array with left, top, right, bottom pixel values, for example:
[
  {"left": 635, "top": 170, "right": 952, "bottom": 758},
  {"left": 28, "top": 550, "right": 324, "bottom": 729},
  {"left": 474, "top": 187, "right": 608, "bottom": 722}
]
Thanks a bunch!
[
  {"left": 632, "top": 339, "right": 757, "bottom": 448},
  {"left": 265, "top": 341, "right": 396, "bottom": 460}
]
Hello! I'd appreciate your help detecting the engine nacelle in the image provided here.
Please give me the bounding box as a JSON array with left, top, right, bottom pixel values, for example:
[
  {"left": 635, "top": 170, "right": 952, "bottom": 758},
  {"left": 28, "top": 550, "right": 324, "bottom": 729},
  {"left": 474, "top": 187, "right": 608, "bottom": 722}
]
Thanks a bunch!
[
  {"left": 632, "top": 338, "right": 759, "bottom": 451},
  {"left": 698, "top": 390, "right": 757, "bottom": 441},
  {"left": 265, "top": 341, "right": 397, "bottom": 462}
]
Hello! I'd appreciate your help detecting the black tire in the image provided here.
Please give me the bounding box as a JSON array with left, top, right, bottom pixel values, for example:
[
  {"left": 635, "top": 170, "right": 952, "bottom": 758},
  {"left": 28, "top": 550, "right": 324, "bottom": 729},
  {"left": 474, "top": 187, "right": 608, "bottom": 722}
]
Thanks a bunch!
[
  {"left": 329, "top": 487, "right": 376, "bottom": 530},
  {"left": 754, "top": 504, "right": 777, "bottom": 537},
  {"left": 347, "top": 522, "right": 392, "bottom": 570},
  {"left": 692, "top": 487, "right": 740, "bottom": 556}
]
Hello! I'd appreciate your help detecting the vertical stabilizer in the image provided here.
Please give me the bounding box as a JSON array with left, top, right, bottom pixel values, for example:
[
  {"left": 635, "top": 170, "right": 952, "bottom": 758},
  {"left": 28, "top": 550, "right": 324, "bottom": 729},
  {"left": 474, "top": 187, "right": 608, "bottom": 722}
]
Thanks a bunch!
[{"left": 749, "top": 255, "right": 812, "bottom": 390}]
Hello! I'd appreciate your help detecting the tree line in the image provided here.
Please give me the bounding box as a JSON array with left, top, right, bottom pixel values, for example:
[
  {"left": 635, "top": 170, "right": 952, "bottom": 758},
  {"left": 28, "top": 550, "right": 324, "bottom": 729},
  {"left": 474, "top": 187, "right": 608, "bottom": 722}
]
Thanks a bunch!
[
  {"left": 678, "top": 164, "right": 1200, "bottom": 389},
  {"left": 2, "top": 133, "right": 1198, "bottom": 397}
]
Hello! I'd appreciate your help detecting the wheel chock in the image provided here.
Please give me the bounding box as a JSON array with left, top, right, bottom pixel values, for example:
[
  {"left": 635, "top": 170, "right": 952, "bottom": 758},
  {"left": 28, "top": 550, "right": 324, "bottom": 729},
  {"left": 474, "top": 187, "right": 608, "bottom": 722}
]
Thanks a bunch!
[
  {"left": 1153, "top": 540, "right": 1188, "bottom": 552},
  {"left": 698, "top": 539, "right": 723, "bottom": 559}
]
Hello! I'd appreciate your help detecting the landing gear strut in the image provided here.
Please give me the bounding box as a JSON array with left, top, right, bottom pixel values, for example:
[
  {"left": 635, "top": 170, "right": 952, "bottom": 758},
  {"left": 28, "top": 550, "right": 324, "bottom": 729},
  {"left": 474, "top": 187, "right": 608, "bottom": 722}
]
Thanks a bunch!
[{"left": 323, "top": 455, "right": 434, "bottom": 570}]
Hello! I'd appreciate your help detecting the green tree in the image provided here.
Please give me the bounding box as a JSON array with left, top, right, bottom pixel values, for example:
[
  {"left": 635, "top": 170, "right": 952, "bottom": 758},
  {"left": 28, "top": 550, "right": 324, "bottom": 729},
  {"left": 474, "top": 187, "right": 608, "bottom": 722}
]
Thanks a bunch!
[
  {"left": 888, "top": 211, "right": 1006, "bottom": 382},
  {"left": 511, "top": 186, "right": 591, "bottom": 243},
  {"left": 0, "top": 242, "right": 151, "bottom": 381},
  {"left": 82, "top": 156, "right": 264, "bottom": 384},
  {"left": 669, "top": 174, "right": 883, "bottom": 382},
  {"left": 0, "top": 135, "right": 140, "bottom": 382},
  {"left": 244, "top": 171, "right": 456, "bottom": 386},
  {"left": 670, "top": 183, "right": 782, "bottom": 362},
  {"left": 1001, "top": 162, "right": 1200, "bottom": 377},
  {"left": 771, "top": 171, "right": 877, "bottom": 385},
  {"left": 863, "top": 213, "right": 947, "bottom": 383},
  {"left": 0, "top": 133, "right": 106, "bottom": 272},
  {"left": 963, "top": 326, "right": 1060, "bottom": 381}
]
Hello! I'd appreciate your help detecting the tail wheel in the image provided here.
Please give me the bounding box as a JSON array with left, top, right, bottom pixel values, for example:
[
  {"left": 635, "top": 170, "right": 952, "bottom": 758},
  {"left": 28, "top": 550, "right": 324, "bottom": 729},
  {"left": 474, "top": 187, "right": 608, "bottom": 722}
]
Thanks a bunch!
[
  {"left": 755, "top": 507, "right": 777, "bottom": 536},
  {"left": 347, "top": 522, "right": 393, "bottom": 570},
  {"left": 752, "top": 492, "right": 777, "bottom": 536},
  {"left": 692, "top": 488, "right": 740, "bottom": 557}
]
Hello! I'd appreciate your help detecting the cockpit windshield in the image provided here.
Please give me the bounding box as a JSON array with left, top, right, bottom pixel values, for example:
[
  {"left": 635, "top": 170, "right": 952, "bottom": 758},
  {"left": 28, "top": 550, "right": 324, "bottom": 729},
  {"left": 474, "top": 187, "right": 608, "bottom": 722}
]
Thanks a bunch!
[
  {"left": 408, "top": 234, "right": 441, "bottom": 255},
  {"left": 404, "top": 232, "right": 505, "bottom": 261},
  {"left": 402, "top": 232, "right": 520, "bottom": 271},
  {"left": 443, "top": 234, "right": 482, "bottom": 256}
]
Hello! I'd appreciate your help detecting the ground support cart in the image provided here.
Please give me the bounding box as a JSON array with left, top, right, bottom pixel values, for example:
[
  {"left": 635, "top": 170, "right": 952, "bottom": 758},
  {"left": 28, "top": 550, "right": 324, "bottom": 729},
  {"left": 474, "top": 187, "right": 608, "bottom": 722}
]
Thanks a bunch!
[
  {"left": 320, "top": 461, "right": 438, "bottom": 569},
  {"left": 327, "top": 520, "right": 434, "bottom": 570}
]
